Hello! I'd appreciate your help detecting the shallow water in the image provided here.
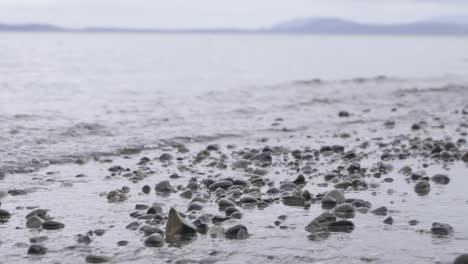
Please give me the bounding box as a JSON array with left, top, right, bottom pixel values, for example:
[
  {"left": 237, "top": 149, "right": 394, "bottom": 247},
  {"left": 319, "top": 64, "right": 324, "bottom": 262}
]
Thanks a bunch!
[{"left": 1, "top": 33, "right": 468, "bottom": 172}]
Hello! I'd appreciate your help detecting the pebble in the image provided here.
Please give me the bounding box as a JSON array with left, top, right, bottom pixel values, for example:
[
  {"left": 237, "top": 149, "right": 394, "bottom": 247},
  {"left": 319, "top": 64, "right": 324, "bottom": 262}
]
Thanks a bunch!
[
  {"left": 328, "top": 220, "right": 355, "bottom": 233},
  {"left": 28, "top": 245, "right": 47, "bottom": 255},
  {"left": 85, "top": 255, "right": 111, "bottom": 263},
  {"left": 144, "top": 234, "right": 165, "bottom": 247},
  {"left": 322, "top": 189, "right": 345, "bottom": 209},
  {"left": 371, "top": 206, "right": 388, "bottom": 216},
  {"left": 383, "top": 216, "right": 393, "bottom": 225},
  {"left": 155, "top": 180, "right": 174, "bottom": 192},
  {"left": 431, "top": 222, "right": 453, "bottom": 236},
  {"left": 42, "top": 220, "right": 65, "bottom": 230},
  {"left": 0, "top": 209, "right": 11, "bottom": 219},
  {"left": 282, "top": 196, "right": 306, "bottom": 207},
  {"left": 187, "top": 202, "right": 204, "bottom": 211},
  {"left": 414, "top": 180, "right": 431, "bottom": 195},
  {"left": 332, "top": 203, "right": 356, "bottom": 218},
  {"left": 26, "top": 216, "right": 44, "bottom": 228},
  {"left": 431, "top": 174, "right": 450, "bottom": 185}
]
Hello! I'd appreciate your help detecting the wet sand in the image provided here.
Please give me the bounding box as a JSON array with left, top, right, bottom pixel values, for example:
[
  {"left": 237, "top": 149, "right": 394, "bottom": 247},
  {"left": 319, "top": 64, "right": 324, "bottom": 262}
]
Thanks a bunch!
[{"left": 1, "top": 79, "right": 468, "bottom": 264}]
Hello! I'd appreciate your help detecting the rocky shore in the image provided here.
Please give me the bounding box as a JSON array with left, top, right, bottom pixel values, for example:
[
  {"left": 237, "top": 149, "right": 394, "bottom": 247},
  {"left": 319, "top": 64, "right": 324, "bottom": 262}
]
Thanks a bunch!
[{"left": 1, "top": 81, "right": 468, "bottom": 264}]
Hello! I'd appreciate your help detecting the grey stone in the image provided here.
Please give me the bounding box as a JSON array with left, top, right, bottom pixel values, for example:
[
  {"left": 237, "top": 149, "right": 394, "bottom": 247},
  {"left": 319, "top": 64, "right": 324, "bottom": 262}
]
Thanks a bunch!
[
  {"left": 28, "top": 245, "right": 47, "bottom": 255},
  {"left": 165, "top": 208, "right": 197, "bottom": 237},
  {"left": 155, "top": 180, "right": 174, "bottom": 192},
  {"left": 42, "top": 220, "right": 65, "bottom": 230},
  {"left": 85, "top": 255, "right": 111, "bottom": 263},
  {"left": 282, "top": 196, "right": 306, "bottom": 207},
  {"left": 431, "top": 222, "right": 453, "bottom": 236},
  {"left": 454, "top": 254, "right": 468, "bottom": 264},
  {"left": 26, "top": 216, "right": 44, "bottom": 228},
  {"left": 332, "top": 203, "right": 356, "bottom": 218},
  {"left": 144, "top": 234, "right": 165, "bottom": 247}
]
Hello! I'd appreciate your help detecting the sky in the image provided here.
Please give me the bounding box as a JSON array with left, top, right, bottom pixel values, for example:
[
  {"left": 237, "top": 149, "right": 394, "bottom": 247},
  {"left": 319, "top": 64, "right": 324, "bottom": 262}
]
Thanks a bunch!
[{"left": 1, "top": 0, "right": 468, "bottom": 29}]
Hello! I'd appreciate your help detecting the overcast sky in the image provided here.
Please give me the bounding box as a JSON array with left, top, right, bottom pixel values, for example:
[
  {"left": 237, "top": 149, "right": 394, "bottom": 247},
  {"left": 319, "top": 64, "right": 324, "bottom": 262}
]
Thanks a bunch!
[{"left": 1, "top": 0, "right": 467, "bottom": 28}]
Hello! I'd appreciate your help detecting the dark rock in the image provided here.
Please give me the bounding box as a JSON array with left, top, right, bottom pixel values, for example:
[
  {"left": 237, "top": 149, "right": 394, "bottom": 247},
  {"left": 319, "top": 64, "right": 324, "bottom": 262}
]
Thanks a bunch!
[
  {"left": 305, "top": 212, "right": 336, "bottom": 233},
  {"left": 142, "top": 185, "right": 151, "bottom": 194},
  {"left": 338, "top": 111, "right": 350, "bottom": 117},
  {"left": 85, "top": 255, "right": 111, "bottom": 263},
  {"left": 147, "top": 205, "right": 163, "bottom": 215},
  {"left": 144, "top": 234, "right": 165, "bottom": 247},
  {"left": 431, "top": 174, "right": 450, "bottom": 185},
  {"left": 209, "top": 181, "right": 233, "bottom": 191},
  {"left": 106, "top": 190, "right": 128, "bottom": 202},
  {"left": 26, "top": 216, "right": 44, "bottom": 228},
  {"left": 322, "top": 190, "right": 345, "bottom": 209},
  {"left": 155, "top": 180, "right": 174, "bottom": 193},
  {"left": 282, "top": 196, "right": 306, "bottom": 207},
  {"left": 239, "top": 195, "right": 258, "bottom": 205},
  {"left": 454, "top": 254, "right": 468, "bottom": 264},
  {"left": 414, "top": 180, "right": 431, "bottom": 195},
  {"left": 8, "top": 189, "right": 27, "bottom": 196},
  {"left": 42, "top": 220, "right": 65, "bottom": 230},
  {"left": 187, "top": 202, "right": 204, "bottom": 212},
  {"left": 28, "top": 245, "right": 47, "bottom": 255},
  {"left": 117, "top": 240, "right": 129, "bottom": 246},
  {"left": 0, "top": 209, "right": 11, "bottom": 219},
  {"left": 180, "top": 189, "right": 193, "bottom": 199},
  {"left": 332, "top": 203, "right": 356, "bottom": 218},
  {"left": 371, "top": 206, "right": 388, "bottom": 216},
  {"left": 26, "top": 209, "right": 48, "bottom": 220},
  {"left": 292, "top": 174, "right": 306, "bottom": 185},
  {"left": 218, "top": 198, "right": 236, "bottom": 208},
  {"left": 383, "top": 216, "right": 393, "bottom": 225},
  {"left": 224, "top": 224, "right": 248, "bottom": 239},
  {"left": 328, "top": 220, "right": 355, "bottom": 233},
  {"left": 431, "top": 222, "right": 453, "bottom": 236}
]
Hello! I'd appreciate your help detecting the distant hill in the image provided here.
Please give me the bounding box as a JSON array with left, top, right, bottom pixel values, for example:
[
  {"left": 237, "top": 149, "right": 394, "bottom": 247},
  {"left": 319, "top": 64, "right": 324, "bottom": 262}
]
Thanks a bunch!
[
  {"left": 269, "top": 17, "right": 468, "bottom": 35},
  {"left": 0, "top": 23, "right": 65, "bottom": 32},
  {"left": 1, "top": 18, "right": 468, "bottom": 35}
]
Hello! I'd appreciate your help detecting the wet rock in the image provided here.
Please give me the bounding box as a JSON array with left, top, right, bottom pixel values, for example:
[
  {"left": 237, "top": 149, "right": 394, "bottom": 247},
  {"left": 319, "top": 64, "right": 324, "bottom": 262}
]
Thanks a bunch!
[
  {"left": 431, "top": 174, "right": 450, "bottom": 185},
  {"left": 328, "top": 220, "right": 355, "bottom": 233},
  {"left": 85, "top": 255, "right": 111, "bottom": 263},
  {"left": 383, "top": 216, "right": 393, "bottom": 225},
  {"left": 26, "top": 216, "right": 44, "bottom": 228},
  {"left": 414, "top": 180, "right": 431, "bottom": 195},
  {"left": 282, "top": 196, "right": 306, "bottom": 207},
  {"left": 42, "top": 220, "right": 65, "bottom": 230},
  {"left": 408, "top": 220, "right": 419, "bottom": 226},
  {"left": 180, "top": 189, "right": 193, "bottom": 199},
  {"left": 142, "top": 185, "right": 151, "bottom": 194},
  {"left": 117, "top": 240, "right": 129, "bottom": 246},
  {"left": 106, "top": 190, "right": 128, "bottom": 202},
  {"left": 218, "top": 198, "right": 236, "bottom": 208},
  {"left": 26, "top": 209, "right": 49, "bottom": 220},
  {"left": 454, "top": 254, "right": 468, "bottom": 264},
  {"left": 209, "top": 181, "right": 233, "bottom": 191},
  {"left": 147, "top": 205, "right": 163, "bottom": 215},
  {"left": 305, "top": 212, "right": 336, "bottom": 233},
  {"left": 155, "top": 180, "right": 174, "bottom": 193},
  {"left": 28, "top": 245, "right": 47, "bottom": 255},
  {"left": 371, "top": 206, "right": 388, "bottom": 216},
  {"left": 30, "top": 236, "right": 48, "bottom": 243},
  {"left": 332, "top": 203, "right": 356, "bottom": 218},
  {"left": 159, "top": 153, "right": 173, "bottom": 162},
  {"left": 143, "top": 226, "right": 164, "bottom": 236},
  {"left": 301, "top": 190, "right": 313, "bottom": 200},
  {"left": 0, "top": 209, "right": 11, "bottom": 219},
  {"left": 126, "top": 222, "right": 140, "bottom": 230},
  {"left": 322, "top": 190, "right": 345, "bottom": 209},
  {"left": 239, "top": 195, "right": 258, "bottom": 205},
  {"left": 8, "top": 189, "right": 27, "bottom": 196},
  {"left": 165, "top": 208, "right": 197, "bottom": 237},
  {"left": 431, "top": 222, "right": 453, "bottom": 236},
  {"left": 144, "top": 233, "right": 165, "bottom": 247},
  {"left": 292, "top": 174, "right": 306, "bottom": 185},
  {"left": 338, "top": 111, "right": 350, "bottom": 117},
  {"left": 224, "top": 224, "right": 249, "bottom": 239},
  {"left": 187, "top": 202, "right": 204, "bottom": 212},
  {"left": 307, "top": 231, "right": 330, "bottom": 241}
]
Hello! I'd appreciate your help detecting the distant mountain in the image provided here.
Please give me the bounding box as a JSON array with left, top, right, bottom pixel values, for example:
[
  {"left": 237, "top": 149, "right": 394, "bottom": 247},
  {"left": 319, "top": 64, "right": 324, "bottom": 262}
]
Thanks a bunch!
[
  {"left": 1, "top": 18, "right": 468, "bottom": 35},
  {"left": 0, "top": 23, "right": 65, "bottom": 32},
  {"left": 269, "top": 17, "right": 468, "bottom": 35}
]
